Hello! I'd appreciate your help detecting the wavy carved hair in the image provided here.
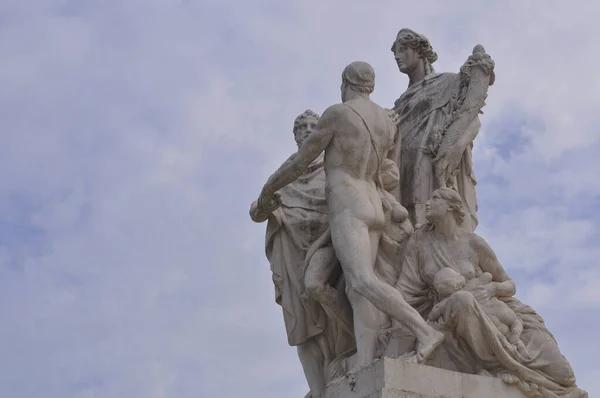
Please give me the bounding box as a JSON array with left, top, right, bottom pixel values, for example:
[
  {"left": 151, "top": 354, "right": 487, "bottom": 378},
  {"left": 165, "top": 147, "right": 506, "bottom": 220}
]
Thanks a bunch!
[
  {"left": 434, "top": 187, "right": 465, "bottom": 225},
  {"left": 293, "top": 110, "right": 320, "bottom": 144},
  {"left": 391, "top": 28, "right": 438, "bottom": 76}
]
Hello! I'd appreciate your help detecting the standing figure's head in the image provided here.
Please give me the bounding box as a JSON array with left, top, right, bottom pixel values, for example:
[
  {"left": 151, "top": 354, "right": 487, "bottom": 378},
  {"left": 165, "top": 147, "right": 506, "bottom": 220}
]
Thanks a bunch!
[
  {"left": 341, "top": 61, "right": 375, "bottom": 102},
  {"left": 391, "top": 28, "right": 438, "bottom": 76},
  {"left": 425, "top": 187, "right": 465, "bottom": 225},
  {"left": 434, "top": 267, "right": 466, "bottom": 298},
  {"left": 293, "top": 110, "right": 320, "bottom": 148}
]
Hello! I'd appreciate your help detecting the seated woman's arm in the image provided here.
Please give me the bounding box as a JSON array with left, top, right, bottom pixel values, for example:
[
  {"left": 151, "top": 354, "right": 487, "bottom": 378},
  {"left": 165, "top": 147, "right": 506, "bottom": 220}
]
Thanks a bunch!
[{"left": 472, "top": 235, "right": 516, "bottom": 298}]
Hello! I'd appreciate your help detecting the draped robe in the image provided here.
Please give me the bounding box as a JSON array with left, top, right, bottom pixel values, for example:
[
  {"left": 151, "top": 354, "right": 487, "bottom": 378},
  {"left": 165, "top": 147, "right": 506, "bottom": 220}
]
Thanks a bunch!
[
  {"left": 397, "top": 227, "right": 587, "bottom": 398},
  {"left": 393, "top": 73, "right": 478, "bottom": 230},
  {"left": 261, "top": 153, "right": 336, "bottom": 346}
]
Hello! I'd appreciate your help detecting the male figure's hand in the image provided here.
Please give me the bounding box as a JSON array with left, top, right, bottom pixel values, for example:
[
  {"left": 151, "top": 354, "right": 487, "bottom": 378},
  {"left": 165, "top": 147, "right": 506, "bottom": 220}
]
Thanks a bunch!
[{"left": 257, "top": 189, "right": 282, "bottom": 214}]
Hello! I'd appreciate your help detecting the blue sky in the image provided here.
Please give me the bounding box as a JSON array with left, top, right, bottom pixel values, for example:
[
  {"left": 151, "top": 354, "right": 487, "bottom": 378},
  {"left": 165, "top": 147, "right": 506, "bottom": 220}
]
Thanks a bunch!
[{"left": 0, "top": 1, "right": 599, "bottom": 397}]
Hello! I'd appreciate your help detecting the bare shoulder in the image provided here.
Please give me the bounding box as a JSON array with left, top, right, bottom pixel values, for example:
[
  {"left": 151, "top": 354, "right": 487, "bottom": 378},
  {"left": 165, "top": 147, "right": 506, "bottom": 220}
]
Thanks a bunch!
[
  {"left": 317, "top": 103, "right": 352, "bottom": 130},
  {"left": 322, "top": 103, "right": 350, "bottom": 118},
  {"left": 468, "top": 233, "right": 496, "bottom": 256}
]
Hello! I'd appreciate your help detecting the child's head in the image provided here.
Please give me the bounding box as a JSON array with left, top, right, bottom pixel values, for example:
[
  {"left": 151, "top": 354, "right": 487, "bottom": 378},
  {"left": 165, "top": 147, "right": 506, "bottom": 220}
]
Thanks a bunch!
[{"left": 434, "top": 268, "right": 466, "bottom": 297}]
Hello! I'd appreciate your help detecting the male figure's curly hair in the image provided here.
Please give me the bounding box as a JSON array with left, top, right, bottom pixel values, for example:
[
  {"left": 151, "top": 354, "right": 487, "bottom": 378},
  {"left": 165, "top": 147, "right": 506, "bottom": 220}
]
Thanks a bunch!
[
  {"left": 293, "top": 109, "right": 320, "bottom": 138},
  {"left": 391, "top": 28, "right": 438, "bottom": 75}
]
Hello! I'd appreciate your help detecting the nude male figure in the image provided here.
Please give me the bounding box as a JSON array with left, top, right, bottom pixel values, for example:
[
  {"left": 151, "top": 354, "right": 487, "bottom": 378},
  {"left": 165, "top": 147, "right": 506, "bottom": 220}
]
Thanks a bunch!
[{"left": 255, "top": 61, "right": 443, "bottom": 369}]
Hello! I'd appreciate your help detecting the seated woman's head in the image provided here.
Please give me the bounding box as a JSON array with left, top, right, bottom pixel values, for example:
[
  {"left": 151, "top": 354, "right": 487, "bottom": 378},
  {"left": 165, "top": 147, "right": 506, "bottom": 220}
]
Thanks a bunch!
[
  {"left": 425, "top": 187, "right": 465, "bottom": 225},
  {"left": 434, "top": 267, "right": 466, "bottom": 297}
]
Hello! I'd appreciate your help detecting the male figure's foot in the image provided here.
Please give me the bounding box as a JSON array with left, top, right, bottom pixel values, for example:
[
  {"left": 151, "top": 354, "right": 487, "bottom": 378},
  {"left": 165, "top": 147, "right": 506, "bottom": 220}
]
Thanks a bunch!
[{"left": 416, "top": 330, "right": 444, "bottom": 363}]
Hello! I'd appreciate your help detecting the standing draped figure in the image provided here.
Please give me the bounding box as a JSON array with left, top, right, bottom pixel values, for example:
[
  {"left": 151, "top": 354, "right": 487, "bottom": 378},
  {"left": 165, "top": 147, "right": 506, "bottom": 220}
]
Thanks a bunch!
[
  {"left": 390, "top": 28, "right": 495, "bottom": 231},
  {"left": 250, "top": 110, "right": 354, "bottom": 396}
]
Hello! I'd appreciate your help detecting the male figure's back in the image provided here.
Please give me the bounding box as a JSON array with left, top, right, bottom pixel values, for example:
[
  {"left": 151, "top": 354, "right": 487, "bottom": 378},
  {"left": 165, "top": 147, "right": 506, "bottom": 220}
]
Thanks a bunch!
[{"left": 324, "top": 98, "right": 397, "bottom": 228}]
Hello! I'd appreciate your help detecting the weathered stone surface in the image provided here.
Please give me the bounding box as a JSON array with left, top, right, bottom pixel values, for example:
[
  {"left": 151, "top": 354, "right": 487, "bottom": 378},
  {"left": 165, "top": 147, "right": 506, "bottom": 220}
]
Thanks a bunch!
[
  {"left": 390, "top": 29, "right": 494, "bottom": 231},
  {"left": 251, "top": 28, "right": 587, "bottom": 398},
  {"left": 321, "top": 358, "right": 526, "bottom": 398}
]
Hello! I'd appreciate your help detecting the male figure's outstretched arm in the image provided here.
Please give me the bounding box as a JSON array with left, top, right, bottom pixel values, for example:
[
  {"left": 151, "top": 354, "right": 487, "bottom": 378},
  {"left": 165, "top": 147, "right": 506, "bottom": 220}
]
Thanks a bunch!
[{"left": 257, "top": 106, "right": 339, "bottom": 209}]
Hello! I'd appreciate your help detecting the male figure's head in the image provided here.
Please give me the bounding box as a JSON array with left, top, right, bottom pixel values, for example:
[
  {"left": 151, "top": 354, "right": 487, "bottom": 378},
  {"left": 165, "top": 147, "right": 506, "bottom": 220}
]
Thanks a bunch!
[
  {"left": 293, "top": 110, "right": 320, "bottom": 148},
  {"left": 434, "top": 267, "right": 466, "bottom": 298},
  {"left": 341, "top": 61, "right": 375, "bottom": 102}
]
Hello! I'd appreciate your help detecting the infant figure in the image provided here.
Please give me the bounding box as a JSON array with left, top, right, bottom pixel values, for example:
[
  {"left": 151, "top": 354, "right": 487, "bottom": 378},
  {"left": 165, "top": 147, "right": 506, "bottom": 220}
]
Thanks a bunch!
[{"left": 429, "top": 267, "right": 530, "bottom": 359}]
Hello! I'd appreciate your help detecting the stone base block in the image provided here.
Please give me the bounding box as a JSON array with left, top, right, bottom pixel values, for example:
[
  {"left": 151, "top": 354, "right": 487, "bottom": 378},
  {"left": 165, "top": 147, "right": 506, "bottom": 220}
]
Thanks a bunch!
[{"left": 321, "top": 357, "right": 526, "bottom": 398}]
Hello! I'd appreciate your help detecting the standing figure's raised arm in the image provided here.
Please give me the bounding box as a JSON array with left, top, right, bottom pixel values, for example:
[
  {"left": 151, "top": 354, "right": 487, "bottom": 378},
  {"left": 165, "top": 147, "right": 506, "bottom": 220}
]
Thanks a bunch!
[{"left": 434, "top": 45, "right": 495, "bottom": 187}]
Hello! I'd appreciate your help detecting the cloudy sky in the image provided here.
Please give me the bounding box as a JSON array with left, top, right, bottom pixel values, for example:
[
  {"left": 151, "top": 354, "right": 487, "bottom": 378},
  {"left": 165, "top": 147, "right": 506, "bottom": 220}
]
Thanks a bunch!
[{"left": 0, "top": 0, "right": 599, "bottom": 397}]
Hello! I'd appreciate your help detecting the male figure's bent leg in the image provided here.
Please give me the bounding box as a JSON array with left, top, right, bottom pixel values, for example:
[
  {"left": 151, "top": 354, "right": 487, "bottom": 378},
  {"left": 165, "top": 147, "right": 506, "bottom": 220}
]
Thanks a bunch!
[
  {"left": 330, "top": 215, "right": 443, "bottom": 363},
  {"left": 305, "top": 246, "right": 354, "bottom": 335},
  {"left": 305, "top": 246, "right": 337, "bottom": 298}
]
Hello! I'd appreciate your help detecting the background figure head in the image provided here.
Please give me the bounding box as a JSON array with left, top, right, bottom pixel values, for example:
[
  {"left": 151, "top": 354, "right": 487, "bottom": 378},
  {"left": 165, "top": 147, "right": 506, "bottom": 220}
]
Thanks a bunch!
[
  {"left": 434, "top": 267, "right": 466, "bottom": 298},
  {"left": 341, "top": 61, "right": 375, "bottom": 102},
  {"left": 425, "top": 187, "right": 465, "bottom": 225},
  {"left": 293, "top": 110, "right": 320, "bottom": 148},
  {"left": 391, "top": 28, "right": 438, "bottom": 76}
]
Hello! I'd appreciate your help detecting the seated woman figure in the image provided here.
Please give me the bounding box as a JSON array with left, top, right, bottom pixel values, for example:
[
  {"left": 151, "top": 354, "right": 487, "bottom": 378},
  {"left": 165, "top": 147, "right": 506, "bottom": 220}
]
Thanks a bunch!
[{"left": 396, "top": 187, "right": 587, "bottom": 398}]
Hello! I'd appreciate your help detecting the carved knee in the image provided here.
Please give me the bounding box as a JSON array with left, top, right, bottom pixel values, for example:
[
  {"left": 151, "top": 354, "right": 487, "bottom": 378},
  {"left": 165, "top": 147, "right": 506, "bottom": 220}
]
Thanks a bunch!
[
  {"left": 348, "top": 274, "right": 376, "bottom": 298},
  {"left": 304, "top": 268, "right": 322, "bottom": 297},
  {"left": 305, "top": 282, "right": 323, "bottom": 300}
]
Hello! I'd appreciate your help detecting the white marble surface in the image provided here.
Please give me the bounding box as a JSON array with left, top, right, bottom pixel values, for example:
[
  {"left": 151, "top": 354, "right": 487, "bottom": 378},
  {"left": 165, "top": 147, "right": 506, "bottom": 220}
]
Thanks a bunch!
[{"left": 321, "top": 358, "right": 527, "bottom": 398}]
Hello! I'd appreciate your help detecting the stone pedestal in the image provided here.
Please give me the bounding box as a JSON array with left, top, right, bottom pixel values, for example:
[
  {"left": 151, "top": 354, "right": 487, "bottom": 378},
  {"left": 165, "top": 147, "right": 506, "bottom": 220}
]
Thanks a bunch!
[{"left": 321, "top": 357, "right": 526, "bottom": 398}]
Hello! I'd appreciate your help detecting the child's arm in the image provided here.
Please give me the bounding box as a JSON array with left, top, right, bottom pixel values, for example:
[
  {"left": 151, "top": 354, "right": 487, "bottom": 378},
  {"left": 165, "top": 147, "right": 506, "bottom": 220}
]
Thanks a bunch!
[
  {"left": 428, "top": 298, "right": 449, "bottom": 321},
  {"left": 465, "top": 271, "right": 493, "bottom": 290}
]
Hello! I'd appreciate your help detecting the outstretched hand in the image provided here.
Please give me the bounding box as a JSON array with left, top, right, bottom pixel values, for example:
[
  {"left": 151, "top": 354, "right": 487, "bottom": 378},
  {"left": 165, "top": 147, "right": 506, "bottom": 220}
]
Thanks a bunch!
[{"left": 257, "top": 189, "right": 282, "bottom": 214}]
